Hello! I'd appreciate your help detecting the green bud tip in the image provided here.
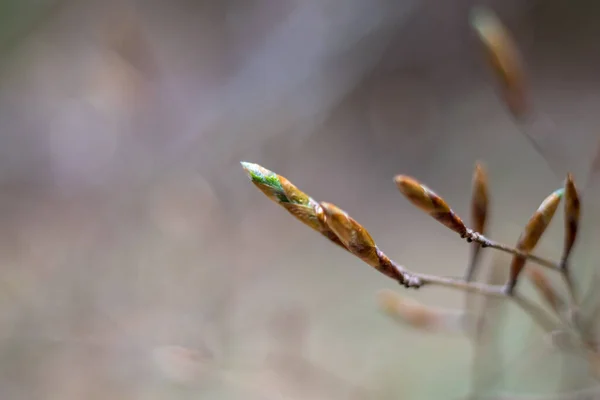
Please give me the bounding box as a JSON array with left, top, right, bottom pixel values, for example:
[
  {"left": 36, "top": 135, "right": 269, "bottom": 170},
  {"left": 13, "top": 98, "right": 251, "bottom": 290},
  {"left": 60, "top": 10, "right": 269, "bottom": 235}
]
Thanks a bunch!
[
  {"left": 241, "top": 161, "right": 292, "bottom": 203},
  {"left": 240, "top": 161, "right": 283, "bottom": 190}
]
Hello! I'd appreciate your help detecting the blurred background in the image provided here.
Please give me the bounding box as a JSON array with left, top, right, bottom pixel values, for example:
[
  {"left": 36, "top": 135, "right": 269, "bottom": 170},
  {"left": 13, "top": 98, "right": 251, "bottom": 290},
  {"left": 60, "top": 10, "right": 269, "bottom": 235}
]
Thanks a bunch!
[{"left": 0, "top": 0, "right": 600, "bottom": 398}]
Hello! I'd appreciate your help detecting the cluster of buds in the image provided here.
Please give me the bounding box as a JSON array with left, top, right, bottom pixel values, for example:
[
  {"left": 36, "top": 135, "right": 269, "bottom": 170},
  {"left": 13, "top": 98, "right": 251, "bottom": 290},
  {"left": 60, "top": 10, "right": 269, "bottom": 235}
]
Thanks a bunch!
[
  {"left": 241, "top": 4, "right": 600, "bottom": 395},
  {"left": 240, "top": 161, "right": 421, "bottom": 288},
  {"left": 241, "top": 160, "right": 579, "bottom": 307}
]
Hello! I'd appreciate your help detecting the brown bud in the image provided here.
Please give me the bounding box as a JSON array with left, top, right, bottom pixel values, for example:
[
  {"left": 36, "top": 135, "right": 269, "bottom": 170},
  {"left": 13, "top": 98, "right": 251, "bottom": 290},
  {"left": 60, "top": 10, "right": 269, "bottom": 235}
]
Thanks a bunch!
[
  {"left": 562, "top": 173, "right": 580, "bottom": 266},
  {"left": 279, "top": 176, "right": 311, "bottom": 206},
  {"left": 466, "top": 162, "right": 490, "bottom": 281},
  {"left": 394, "top": 175, "right": 467, "bottom": 236},
  {"left": 241, "top": 162, "right": 348, "bottom": 250},
  {"left": 378, "top": 289, "right": 465, "bottom": 333},
  {"left": 471, "top": 6, "right": 530, "bottom": 120},
  {"left": 280, "top": 203, "right": 322, "bottom": 232},
  {"left": 507, "top": 188, "right": 564, "bottom": 292},
  {"left": 471, "top": 163, "right": 489, "bottom": 235},
  {"left": 320, "top": 202, "right": 408, "bottom": 284}
]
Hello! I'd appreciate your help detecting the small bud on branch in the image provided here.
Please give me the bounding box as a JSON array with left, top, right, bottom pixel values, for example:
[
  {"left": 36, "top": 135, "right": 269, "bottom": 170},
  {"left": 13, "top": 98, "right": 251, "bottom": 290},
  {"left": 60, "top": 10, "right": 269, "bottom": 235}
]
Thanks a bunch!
[
  {"left": 394, "top": 175, "right": 468, "bottom": 236},
  {"left": 471, "top": 6, "right": 530, "bottom": 120},
  {"left": 378, "top": 289, "right": 466, "bottom": 333},
  {"left": 506, "top": 188, "right": 563, "bottom": 293},
  {"left": 562, "top": 173, "right": 580, "bottom": 268},
  {"left": 466, "top": 162, "right": 490, "bottom": 281}
]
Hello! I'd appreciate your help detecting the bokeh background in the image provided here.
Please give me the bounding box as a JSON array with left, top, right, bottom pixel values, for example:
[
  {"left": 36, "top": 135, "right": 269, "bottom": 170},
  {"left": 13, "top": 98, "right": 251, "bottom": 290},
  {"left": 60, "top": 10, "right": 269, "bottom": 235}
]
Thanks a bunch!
[{"left": 0, "top": 0, "right": 600, "bottom": 398}]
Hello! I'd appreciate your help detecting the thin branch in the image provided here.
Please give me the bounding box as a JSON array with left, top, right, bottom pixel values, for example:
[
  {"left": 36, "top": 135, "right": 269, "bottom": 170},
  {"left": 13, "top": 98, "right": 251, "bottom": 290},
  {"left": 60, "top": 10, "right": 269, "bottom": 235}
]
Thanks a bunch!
[
  {"left": 465, "top": 243, "right": 484, "bottom": 282},
  {"left": 511, "top": 294, "right": 560, "bottom": 333},
  {"left": 466, "top": 228, "right": 580, "bottom": 316},
  {"left": 241, "top": 160, "right": 598, "bottom": 392},
  {"left": 561, "top": 267, "right": 578, "bottom": 307},
  {"left": 415, "top": 272, "right": 505, "bottom": 297},
  {"left": 409, "top": 273, "right": 559, "bottom": 333},
  {"left": 464, "top": 230, "right": 561, "bottom": 271},
  {"left": 378, "top": 248, "right": 561, "bottom": 333}
]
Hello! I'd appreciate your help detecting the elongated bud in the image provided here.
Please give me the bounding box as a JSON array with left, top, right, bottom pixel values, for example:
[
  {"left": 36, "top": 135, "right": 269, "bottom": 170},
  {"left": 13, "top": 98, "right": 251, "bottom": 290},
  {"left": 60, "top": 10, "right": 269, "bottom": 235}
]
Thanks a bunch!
[
  {"left": 320, "top": 202, "right": 416, "bottom": 286},
  {"left": 526, "top": 267, "right": 564, "bottom": 314},
  {"left": 241, "top": 162, "right": 421, "bottom": 287},
  {"left": 241, "top": 162, "right": 291, "bottom": 204},
  {"left": 394, "top": 175, "right": 467, "bottom": 236},
  {"left": 241, "top": 162, "right": 346, "bottom": 249},
  {"left": 471, "top": 6, "right": 530, "bottom": 120},
  {"left": 378, "top": 289, "right": 465, "bottom": 333},
  {"left": 471, "top": 163, "right": 489, "bottom": 235},
  {"left": 562, "top": 173, "right": 580, "bottom": 267},
  {"left": 519, "top": 188, "right": 564, "bottom": 253},
  {"left": 466, "top": 162, "right": 490, "bottom": 281},
  {"left": 319, "top": 202, "right": 376, "bottom": 259},
  {"left": 507, "top": 188, "right": 564, "bottom": 293}
]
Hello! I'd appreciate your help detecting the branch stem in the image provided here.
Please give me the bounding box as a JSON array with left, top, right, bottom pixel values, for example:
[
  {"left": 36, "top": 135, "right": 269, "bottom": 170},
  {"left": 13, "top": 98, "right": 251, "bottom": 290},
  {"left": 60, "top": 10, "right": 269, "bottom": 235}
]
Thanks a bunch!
[
  {"left": 561, "top": 266, "right": 578, "bottom": 306},
  {"left": 410, "top": 272, "right": 559, "bottom": 332},
  {"left": 464, "top": 230, "right": 561, "bottom": 271},
  {"left": 415, "top": 272, "right": 504, "bottom": 297}
]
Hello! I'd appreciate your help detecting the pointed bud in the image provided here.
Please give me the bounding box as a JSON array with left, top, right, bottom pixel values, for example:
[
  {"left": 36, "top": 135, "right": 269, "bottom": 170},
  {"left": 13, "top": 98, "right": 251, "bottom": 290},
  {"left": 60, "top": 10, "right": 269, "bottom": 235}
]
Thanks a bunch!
[
  {"left": 466, "top": 162, "right": 490, "bottom": 281},
  {"left": 320, "top": 202, "right": 413, "bottom": 285},
  {"left": 471, "top": 163, "right": 489, "bottom": 235},
  {"left": 470, "top": 6, "right": 530, "bottom": 120},
  {"left": 378, "top": 289, "right": 465, "bottom": 333},
  {"left": 394, "top": 175, "right": 467, "bottom": 236},
  {"left": 562, "top": 173, "right": 580, "bottom": 267},
  {"left": 241, "top": 162, "right": 347, "bottom": 249},
  {"left": 507, "top": 188, "right": 564, "bottom": 292},
  {"left": 319, "top": 202, "right": 376, "bottom": 251},
  {"left": 241, "top": 161, "right": 289, "bottom": 204}
]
